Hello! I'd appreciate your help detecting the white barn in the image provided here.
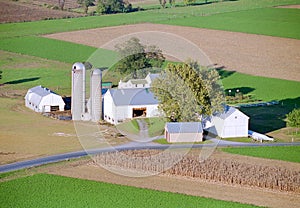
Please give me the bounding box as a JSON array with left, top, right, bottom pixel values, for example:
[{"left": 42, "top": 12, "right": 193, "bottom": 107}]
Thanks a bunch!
[
  {"left": 25, "top": 86, "right": 65, "bottom": 113},
  {"left": 118, "top": 73, "right": 159, "bottom": 89},
  {"left": 165, "top": 122, "right": 203, "bottom": 143},
  {"left": 207, "top": 106, "right": 249, "bottom": 138},
  {"left": 103, "top": 88, "right": 160, "bottom": 125}
]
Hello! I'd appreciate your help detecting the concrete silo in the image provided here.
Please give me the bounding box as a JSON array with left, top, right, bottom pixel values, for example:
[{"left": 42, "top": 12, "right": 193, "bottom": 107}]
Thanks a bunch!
[
  {"left": 71, "top": 62, "right": 86, "bottom": 120},
  {"left": 90, "top": 69, "right": 102, "bottom": 122}
]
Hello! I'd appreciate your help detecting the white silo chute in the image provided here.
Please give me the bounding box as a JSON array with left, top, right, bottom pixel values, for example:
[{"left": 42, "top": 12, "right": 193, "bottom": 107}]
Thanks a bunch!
[
  {"left": 71, "top": 62, "right": 86, "bottom": 120},
  {"left": 90, "top": 69, "right": 102, "bottom": 122}
]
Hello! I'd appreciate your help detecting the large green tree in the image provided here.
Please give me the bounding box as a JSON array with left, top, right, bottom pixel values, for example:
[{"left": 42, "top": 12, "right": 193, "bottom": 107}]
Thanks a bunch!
[
  {"left": 115, "top": 37, "right": 165, "bottom": 79},
  {"left": 77, "top": 0, "right": 95, "bottom": 14},
  {"left": 151, "top": 62, "right": 224, "bottom": 122},
  {"left": 286, "top": 109, "right": 300, "bottom": 127},
  {"left": 97, "top": 0, "right": 132, "bottom": 14}
]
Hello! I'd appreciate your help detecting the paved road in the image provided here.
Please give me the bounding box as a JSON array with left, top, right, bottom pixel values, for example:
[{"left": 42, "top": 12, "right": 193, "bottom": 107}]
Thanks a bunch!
[{"left": 1, "top": 140, "right": 300, "bottom": 173}]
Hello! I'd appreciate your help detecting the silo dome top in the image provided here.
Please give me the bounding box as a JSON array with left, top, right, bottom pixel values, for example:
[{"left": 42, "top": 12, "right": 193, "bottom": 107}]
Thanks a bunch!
[
  {"left": 92, "top": 69, "right": 102, "bottom": 75},
  {"left": 72, "top": 62, "right": 85, "bottom": 71}
]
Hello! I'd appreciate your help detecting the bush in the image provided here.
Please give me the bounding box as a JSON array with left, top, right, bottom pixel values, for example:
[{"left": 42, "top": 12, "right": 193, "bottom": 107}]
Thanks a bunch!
[
  {"left": 97, "top": 0, "right": 133, "bottom": 14},
  {"left": 286, "top": 108, "right": 300, "bottom": 127}
]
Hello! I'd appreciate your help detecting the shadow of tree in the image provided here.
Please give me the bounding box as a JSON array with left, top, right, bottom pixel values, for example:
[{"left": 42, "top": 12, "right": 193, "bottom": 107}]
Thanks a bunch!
[
  {"left": 4, "top": 77, "right": 40, "bottom": 85},
  {"left": 240, "top": 97, "right": 300, "bottom": 134},
  {"left": 215, "top": 66, "right": 236, "bottom": 79},
  {"left": 225, "top": 87, "right": 255, "bottom": 95}
]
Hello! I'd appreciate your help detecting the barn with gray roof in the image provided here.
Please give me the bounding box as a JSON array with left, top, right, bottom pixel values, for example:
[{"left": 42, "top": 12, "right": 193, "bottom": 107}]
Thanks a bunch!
[
  {"left": 103, "top": 88, "right": 160, "bottom": 124},
  {"left": 25, "top": 85, "right": 65, "bottom": 113}
]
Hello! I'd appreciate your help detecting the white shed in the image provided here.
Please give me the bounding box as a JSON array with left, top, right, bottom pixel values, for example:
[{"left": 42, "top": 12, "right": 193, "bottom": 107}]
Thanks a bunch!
[
  {"left": 208, "top": 106, "right": 249, "bottom": 138},
  {"left": 103, "top": 88, "right": 160, "bottom": 125},
  {"left": 165, "top": 122, "right": 203, "bottom": 143},
  {"left": 25, "top": 86, "right": 65, "bottom": 113}
]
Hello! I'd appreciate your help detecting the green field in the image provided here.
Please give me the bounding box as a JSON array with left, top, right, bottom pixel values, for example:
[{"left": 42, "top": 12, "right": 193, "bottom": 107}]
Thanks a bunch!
[
  {"left": 0, "top": 173, "right": 260, "bottom": 208},
  {"left": 221, "top": 146, "right": 300, "bottom": 163},
  {"left": 221, "top": 72, "right": 300, "bottom": 102},
  {"left": 159, "top": 8, "right": 300, "bottom": 39}
]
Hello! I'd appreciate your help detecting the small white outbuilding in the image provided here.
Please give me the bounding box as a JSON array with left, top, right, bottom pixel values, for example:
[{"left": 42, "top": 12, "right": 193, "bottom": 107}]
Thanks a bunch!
[
  {"left": 208, "top": 106, "right": 249, "bottom": 138},
  {"left": 165, "top": 122, "right": 203, "bottom": 143},
  {"left": 25, "top": 86, "right": 65, "bottom": 113}
]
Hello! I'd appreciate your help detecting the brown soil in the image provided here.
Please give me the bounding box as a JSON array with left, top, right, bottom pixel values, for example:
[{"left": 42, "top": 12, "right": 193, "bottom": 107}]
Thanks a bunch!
[
  {"left": 277, "top": 4, "right": 300, "bottom": 9},
  {"left": 0, "top": 0, "right": 83, "bottom": 23},
  {"left": 42, "top": 150, "right": 300, "bottom": 208},
  {"left": 44, "top": 23, "right": 300, "bottom": 82}
]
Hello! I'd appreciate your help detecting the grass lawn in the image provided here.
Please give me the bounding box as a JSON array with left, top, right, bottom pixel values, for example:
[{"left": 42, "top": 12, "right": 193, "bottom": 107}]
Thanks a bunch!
[
  {"left": 222, "top": 137, "right": 254, "bottom": 143},
  {"left": 144, "top": 117, "right": 166, "bottom": 137},
  {"left": 221, "top": 146, "right": 300, "bottom": 163},
  {"left": 116, "top": 119, "right": 140, "bottom": 135},
  {"left": 221, "top": 72, "right": 300, "bottom": 102},
  {"left": 0, "top": 173, "right": 260, "bottom": 208}
]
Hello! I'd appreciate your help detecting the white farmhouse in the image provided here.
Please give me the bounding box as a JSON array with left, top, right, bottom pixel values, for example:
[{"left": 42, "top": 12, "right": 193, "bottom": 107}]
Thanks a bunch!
[
  {"left": 207, "top": 106, "right": 249, "bottom": 138},
  {"left": 103, "top": 88, "right": 160, "bottom": 125},
  {"left": 165, "top": 122, "right": 203, "bottom": 143},
  {"left": 118, "top": 73, "right": 159, "bottom": 89},
  {"left": 25, "top": 86, "right": 65, "bottom": 113}
]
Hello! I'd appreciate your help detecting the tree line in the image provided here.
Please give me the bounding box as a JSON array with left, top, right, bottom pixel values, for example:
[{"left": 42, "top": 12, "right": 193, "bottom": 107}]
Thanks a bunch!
[{"left": 57, "top": 0, "right": 210, "bottom": 15}]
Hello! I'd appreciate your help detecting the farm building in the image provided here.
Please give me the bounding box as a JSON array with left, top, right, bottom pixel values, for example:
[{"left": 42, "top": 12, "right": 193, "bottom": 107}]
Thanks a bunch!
[
  {"left": 207, "top": 106, "right": 249, "bottom": 138},
  {"left": 25, "top": 85, "right": 65, "bottom": 113},
  {"left": 103, "top": 88, "right": 160, "bottom": 125},
  {"left": 165, "top": 122, "right": 203, "bottom": 143},
  {"left": 118, "top": 73, "right": 159, "bottom": 89}
]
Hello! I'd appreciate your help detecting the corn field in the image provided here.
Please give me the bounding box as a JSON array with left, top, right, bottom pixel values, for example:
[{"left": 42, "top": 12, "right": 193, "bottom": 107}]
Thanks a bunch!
[{"left": 93, "top": 150, "right": 300, "bottom": 193}]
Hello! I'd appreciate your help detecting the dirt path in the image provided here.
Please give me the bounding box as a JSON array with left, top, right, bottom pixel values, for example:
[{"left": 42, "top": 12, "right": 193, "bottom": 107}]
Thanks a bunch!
[
  {"left": 43, "top": 150, "right": 300, "bottom": 208},
  {"left": 44, "top": 23, "right": 300, "bottom": 82},
  {"left": 277, "top": 4, "right": 300, "bottom": 9}
]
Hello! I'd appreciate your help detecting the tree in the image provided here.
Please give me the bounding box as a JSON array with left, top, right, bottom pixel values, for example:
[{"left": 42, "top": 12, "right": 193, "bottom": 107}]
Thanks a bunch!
[
  {"left": 77, "top": 0, "right": 95, "bottom": 14},
  {"left": 58, "top": 0, "right": 65, "bottom": 10},
  {"left": 115, "top": 37, "right": 165, "bottom": 79},
  {"left": 169, "top": 0, "right": 175, "bottom": 7},
  {"left": 286, "top": 109, "right": 300, "bottom": 127},
  {"left": 159, "top": 0, "right": 166, "bottom": 8},
  {"left": 183, "top": 0, "right": 195, "bottom": 5},
  {"left": 97, "top": 0, "right": 131, "bottom": 14},
  {"left": 151, "top": 62, "right": 224, "bottom": 122}
]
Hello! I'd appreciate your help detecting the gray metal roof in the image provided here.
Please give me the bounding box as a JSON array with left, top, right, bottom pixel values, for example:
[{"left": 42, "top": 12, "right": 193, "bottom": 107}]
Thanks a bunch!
[
  {"left": 109, "top": 88, "right": 158, "bottom": 106},
  {"left": 28, "top": 85, "right": 53, "bottom": 97},
  {"left": 217, "top": 106, "right": 249, "bottom": 120},
  {"left": 166, "top": 122, "right": 203, "bottom": 134},
  {"left": 148, "top": 73, "right": 160, "bottom": 81}
]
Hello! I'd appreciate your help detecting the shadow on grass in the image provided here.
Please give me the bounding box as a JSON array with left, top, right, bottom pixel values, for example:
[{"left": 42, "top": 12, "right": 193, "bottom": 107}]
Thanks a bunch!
[
  {"left": 4, "top": 77, "right": 40, "bottom": 85},
  {"left": 225, "top": 87, "right": 255, "bottom": 95},
  {"left": 240, "top": 97, "right": 300, "bottom": 134},
  {"left": 215, "top": 66, "right": 236, "bottom": 79}
]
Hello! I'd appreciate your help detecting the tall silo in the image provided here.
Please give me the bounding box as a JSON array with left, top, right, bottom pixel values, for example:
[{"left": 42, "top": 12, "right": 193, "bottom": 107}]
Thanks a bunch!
[
  {"left": 90, "top": 69, "right": 102, "bottom": 122},
  {"left": 71, "top": 62, "right": 86, "bottom": 120}
]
